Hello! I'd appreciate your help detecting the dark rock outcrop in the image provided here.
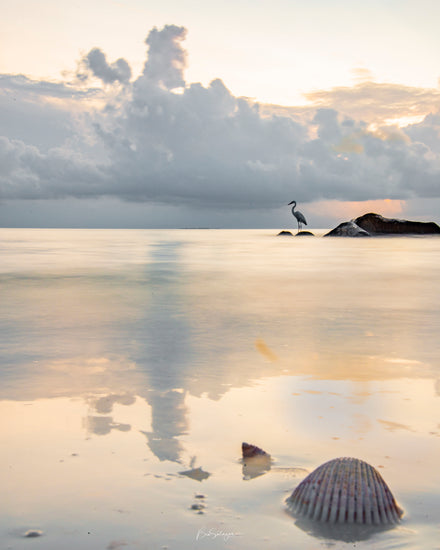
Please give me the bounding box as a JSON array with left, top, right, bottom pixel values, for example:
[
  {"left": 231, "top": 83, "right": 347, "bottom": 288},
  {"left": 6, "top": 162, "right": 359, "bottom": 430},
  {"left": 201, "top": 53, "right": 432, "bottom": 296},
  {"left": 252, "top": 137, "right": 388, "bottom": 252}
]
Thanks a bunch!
[
  {"left": 296, "top": 230, "right": 315, "bottom": 236},
  {"left": 355, "top": 213, "right": 440, "bottom": 235},
  {"left": 277, "top": 230, "right": 293, "bottom": 236},
  {"left": 324, "top": 221, "right": 370, "bottom": 237},
  {"left": 325, "top": 213, "right": 440, "bottom": 237}
]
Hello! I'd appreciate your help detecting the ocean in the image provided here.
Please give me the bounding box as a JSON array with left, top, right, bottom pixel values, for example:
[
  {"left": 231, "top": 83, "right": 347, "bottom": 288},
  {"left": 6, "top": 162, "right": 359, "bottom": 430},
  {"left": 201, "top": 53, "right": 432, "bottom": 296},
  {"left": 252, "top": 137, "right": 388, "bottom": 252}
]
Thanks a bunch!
[{"left": 1, "top": 228, "right": 439, "bottom": 549}]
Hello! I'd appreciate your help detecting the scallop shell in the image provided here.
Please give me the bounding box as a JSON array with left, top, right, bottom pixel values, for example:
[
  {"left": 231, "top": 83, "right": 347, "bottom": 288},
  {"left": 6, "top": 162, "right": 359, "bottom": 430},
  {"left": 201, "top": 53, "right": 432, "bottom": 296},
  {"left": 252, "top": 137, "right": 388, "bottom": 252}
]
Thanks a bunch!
[{"left": 286, "top": 457, "right": 402, "bottom": 525}]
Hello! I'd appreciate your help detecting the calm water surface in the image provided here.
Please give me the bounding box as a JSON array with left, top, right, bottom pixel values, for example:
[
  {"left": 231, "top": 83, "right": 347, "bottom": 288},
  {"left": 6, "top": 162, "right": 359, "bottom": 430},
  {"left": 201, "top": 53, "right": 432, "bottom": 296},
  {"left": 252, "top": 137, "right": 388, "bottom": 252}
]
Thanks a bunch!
[{"left": 1, "top": 229, "right": 439, "bottom": 549}]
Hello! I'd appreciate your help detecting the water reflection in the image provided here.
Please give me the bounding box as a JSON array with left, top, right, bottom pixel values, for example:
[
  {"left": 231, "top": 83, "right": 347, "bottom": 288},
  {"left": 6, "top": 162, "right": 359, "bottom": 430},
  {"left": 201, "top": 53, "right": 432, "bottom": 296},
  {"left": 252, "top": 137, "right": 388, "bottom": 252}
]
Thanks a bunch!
[
  {"left": 85, "top": 416, "right": 131, "bottom": 436},
  {"left": 1, "top": 232, "right": 440, "bottom": 463},
  {"left": 242, "top": 455, "right": 272, "bottom": 480},
  {"left": 84, "top": 393, "right": 136, "bottom": 435},
  {"left": 289, "top": 514, "right": 395, "bottom": 543},
  {"left": 139, "top": 240, "right": 194, "bottom": 392},
  {"left": 1, "top": 229, "right": 440, "bottom": 549},
  {"left": 90, "top": 393, "right": 136, "bottom": 414},
  {"left": 134, "top": 241, "right": 192, "bottom": 462},
  {"left": 141, "top": 389, "right": 189, "bottom": 462}
]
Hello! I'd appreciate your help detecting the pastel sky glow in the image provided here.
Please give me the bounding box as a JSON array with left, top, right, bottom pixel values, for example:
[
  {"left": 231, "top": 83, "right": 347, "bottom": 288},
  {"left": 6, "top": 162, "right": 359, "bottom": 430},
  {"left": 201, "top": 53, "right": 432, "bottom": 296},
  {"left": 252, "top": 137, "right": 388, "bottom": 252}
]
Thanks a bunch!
[{"left": 1, "top": 0, "right": 440, "bottom": 228}]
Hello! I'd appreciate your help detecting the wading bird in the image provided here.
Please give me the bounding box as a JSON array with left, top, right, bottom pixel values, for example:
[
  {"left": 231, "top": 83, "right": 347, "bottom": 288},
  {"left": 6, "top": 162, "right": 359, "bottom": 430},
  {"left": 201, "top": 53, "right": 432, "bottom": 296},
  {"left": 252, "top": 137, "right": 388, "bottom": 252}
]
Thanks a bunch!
[{"left": 288, "top": 201, "right": 307, "bottom": 233}]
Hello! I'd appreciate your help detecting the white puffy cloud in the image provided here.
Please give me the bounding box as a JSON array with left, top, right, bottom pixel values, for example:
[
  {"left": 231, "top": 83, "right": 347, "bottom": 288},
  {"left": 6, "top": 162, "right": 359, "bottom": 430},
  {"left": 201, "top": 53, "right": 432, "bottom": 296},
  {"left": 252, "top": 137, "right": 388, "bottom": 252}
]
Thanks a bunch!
[
  {"left": 1, "top": 24, "right": 440, "bottom": 225},
  {"left": 143, "top": 25, "right": 187, "bottom": 90}
]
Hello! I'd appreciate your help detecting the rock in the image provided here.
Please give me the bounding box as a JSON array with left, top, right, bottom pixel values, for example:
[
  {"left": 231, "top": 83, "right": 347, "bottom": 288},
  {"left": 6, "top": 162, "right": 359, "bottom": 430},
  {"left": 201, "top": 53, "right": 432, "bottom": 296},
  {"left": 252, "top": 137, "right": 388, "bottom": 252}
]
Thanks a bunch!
[
  {"left": 324, "top": 221, "right": 370, "bottom": 237},
  {"left": 355, "top": 213, "right": 440, "bottom": 235},
  {"left": 23, "top": 530, "right": 43, "bottom": 538},
  {"left": 277, "top": 230, "right": 315, "bottom": 236},
  {"left": 325, "top": 213, "right": 440, "bottom": 237}
]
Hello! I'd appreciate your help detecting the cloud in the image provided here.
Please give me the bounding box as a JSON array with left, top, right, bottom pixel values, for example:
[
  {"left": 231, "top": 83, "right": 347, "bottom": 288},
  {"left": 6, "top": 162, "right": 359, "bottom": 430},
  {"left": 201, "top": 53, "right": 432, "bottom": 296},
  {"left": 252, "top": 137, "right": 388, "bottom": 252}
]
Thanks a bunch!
[
  {"left": 405, "top": 113, "right": 440, "bottom": 153},
  {"left": 302, "top": 81, "right": 440, "bottom": 126},
  {"left": 350, "top": 67, "right": 375, "bottom": 83},
  {"left": 0, "top": 74, "right": 103, "bottom": 152},
  {"left": 84, "top": 48, "right": 132, "bottom": 84},
  {"left": 0, "top": 135, "right": 106, "bottom": 200},
  {"left": 1, "top": 24, "right": 440, "bottom": 222},
  {"left": 143, "top": 25, "right": 187, "bottom": 90},
  {"left": 0, "top": 74, "right": 99, "bottom": 99}
]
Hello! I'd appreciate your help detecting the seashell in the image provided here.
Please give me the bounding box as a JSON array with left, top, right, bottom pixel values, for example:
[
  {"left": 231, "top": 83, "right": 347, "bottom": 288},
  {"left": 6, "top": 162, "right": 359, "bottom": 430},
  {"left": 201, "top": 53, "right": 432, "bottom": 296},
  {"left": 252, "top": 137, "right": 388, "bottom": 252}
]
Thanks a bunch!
[
  {"left": 242, "top": 442, "right": 270, "bottom": 458},
  {"left": 286, "top": 457, "right": 402, "bottom": 525}
]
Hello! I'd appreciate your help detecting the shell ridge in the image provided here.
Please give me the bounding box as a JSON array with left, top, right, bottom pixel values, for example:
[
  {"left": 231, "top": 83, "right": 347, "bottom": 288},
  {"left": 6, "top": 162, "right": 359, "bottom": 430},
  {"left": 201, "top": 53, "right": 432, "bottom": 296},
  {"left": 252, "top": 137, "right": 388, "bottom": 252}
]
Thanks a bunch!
[
  {"left": 303, "top": 462, "right": 329, "bottom": 519},
  {"left": 311, "top": 459, "right": 337, "bottom": 521},
  {"left": 328, "top": 458, "right": 346, "bottom": 523},
  {"left": 346, "top": 457, "right": 358, "bottom": 524},
  {"left": 304, "top": 471, "right": 321, "bottom": 519},
  {"left": 384, "top": 483, "right": 402, "bottom": 522},
  {"left": 295, "top": 475, "right": 311, "bottom": 516},
  {"left": 355, "top": 457, "right": 364, "bottom": 524},
  {"left": 382, "top": 484, "right": 396, "bottom": 522},
  {"left": 320, "top": 458, "right": 341, "bottom": 522},
  {"left": 366, "top": 460, "right": 381, "bottom": 524},
  {"left": 337, "top": 458, "right": 350, "bottom": 523},
  {"left": 374, "top": 468, "right": 400, "bottom": 524},
  {"left": 290, "top": 468, "right": 313, "bottom": 515},
  {"left": 360, "top": 460, "right": 372, "bottom": 525},
  {"left": 373, "top": 469, "right": 390, "bottom": 524},
  {"left": 298, "top": 470, "right": 316, "bottom": 516}
]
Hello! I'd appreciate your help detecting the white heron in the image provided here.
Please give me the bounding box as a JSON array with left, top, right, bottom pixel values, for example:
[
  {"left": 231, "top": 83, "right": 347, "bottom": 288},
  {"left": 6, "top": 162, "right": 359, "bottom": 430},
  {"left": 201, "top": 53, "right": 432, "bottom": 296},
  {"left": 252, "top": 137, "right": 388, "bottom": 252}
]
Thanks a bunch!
[{"left": 288, "top": 200, "right": 307, "bottom": 233}]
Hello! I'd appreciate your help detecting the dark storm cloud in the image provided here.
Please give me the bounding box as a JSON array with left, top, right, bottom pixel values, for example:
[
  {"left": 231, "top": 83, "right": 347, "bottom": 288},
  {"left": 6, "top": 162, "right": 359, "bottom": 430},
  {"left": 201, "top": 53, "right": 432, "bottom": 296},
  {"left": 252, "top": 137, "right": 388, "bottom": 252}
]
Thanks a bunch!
[{"left": 1, "top": 25, "right": 440, "bottom": 210}]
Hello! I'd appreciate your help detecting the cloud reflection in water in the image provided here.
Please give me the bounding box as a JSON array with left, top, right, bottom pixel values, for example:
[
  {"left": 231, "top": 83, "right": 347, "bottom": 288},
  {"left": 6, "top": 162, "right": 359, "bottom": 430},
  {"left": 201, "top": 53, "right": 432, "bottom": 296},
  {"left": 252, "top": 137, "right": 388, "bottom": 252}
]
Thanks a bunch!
[{"left": 1, "top": 229, "right": 440, "bottom": 549}]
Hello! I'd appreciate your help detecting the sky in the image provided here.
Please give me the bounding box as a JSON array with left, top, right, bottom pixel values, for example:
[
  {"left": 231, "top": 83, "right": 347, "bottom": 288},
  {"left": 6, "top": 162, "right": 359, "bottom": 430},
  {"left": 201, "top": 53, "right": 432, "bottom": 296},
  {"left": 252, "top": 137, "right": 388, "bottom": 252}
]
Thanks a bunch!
[{"left": 1, "top": 0, "right": 440, "bottom": 228}]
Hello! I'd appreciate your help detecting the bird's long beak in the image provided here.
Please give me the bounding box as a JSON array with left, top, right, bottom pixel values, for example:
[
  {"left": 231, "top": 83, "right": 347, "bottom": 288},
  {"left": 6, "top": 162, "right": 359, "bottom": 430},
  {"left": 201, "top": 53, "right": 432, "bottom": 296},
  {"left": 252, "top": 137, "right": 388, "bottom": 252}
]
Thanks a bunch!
[{"left": 288, "top": 201, "right": 294, "bottom": 205}]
